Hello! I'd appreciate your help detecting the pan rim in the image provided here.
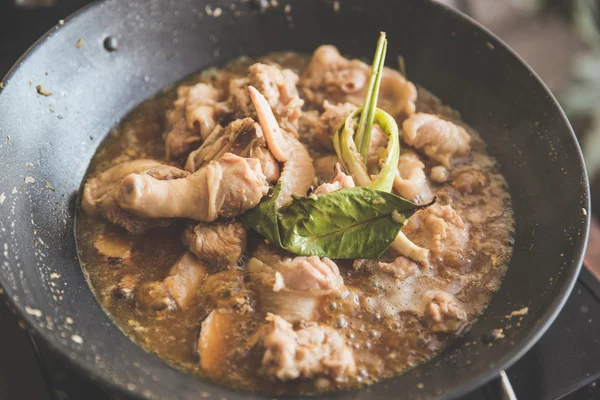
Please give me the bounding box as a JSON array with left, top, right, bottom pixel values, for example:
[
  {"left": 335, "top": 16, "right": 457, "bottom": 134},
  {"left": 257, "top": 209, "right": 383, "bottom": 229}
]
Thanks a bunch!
[{"left": 0, "top": 0, "right": 590, "bottom": 399}]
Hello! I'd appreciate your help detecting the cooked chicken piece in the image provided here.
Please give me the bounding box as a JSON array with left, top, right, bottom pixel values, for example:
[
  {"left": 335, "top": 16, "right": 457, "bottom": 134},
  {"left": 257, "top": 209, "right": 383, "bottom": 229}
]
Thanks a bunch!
[
  {"left": 424, "top": 290, "right": 467, "bottom": 333},
  {"left": 136, "top": 281, "right": 177, "bottom": 311},
  {"left": 164, "top": 252, "right": 208, "bottom": 309},
  {"left": 249, "top": 250, "right": 344, "bottom": 322},
  {"left": 184, "top": 119, "right": 255, "bottom": 172},
  {"left": 313, "top": 163, "right": 355, "bottom": 195},
  {"left": 393, "top": 150, "right": 433, "bottom": 204},
  {"left": 452, "top": 168, "right": 489, "bottom": 194},
  {"left": 314, "top": 154, "right": 341, "bottom": 183},
  {"left": 276, "top": 257, "right": 343, "bottom": 291},
  {"left": 254, "top": 313, "right": 356, "bottom": 381},
  {"left": 402, "top": 113, "right": 471, "bottom": 168},
  {"left": 249, "top": 63, "right": 304, "bottom": 129},
  {"left": 314, "top": 101, "right": 357, "bottom": 150},
  {"left": 185, "top": 117, "right": 280, "bottom": 182},
  {"left": 248, "top": 85, "right": 293, "bottom": 162},
  {"left": 116, "top": 153, "right": 268, "bottom": 222},
  {"left": 182, "top": 221, "right": 247, "bottom": 269},
  {"left": 430, "top": 165, "right": 450, "bottom": 183},
  {"left": 249, "top": 145, "right": 280, "bottom": 183},
  {"left": 136, "top": 252, "right": 207, "bottom": 311},
  {"left": 164, "top": 83, "right": 225, "bottom": 159},
  {"left": 402, "top": 204, "right": 469, "bottom": 267},
  {"left": 185, "top": 83, "right": 224, "bottom": 138},
  {"left": 83, "top": 160, "right": 162, "bottom": 210},
  {"left": 377, "top": 256, "right": 420, "bottom": 280},
  {"left": 228, "top": 63, "right": 304, "bottom": 134},
  {"left": 298, "top": 109, "right": 320, "bottom": 142},
  {"left": 93, "top": 230, "right": 134, "bottom": 261},
  {"left": 353, "top": 255, "right": 419, "bottom": 281},
  {"left": 272, "top": 135, "right": 315, "bottom": 205},
  {"left": 198, "top": 310, "right": 236, "bottom": 374},
  {"left": 82, "top": 160, "right": 188, "bottom": 234},
  {"left": 249, "top": 86, "right": 315, "bottom": 206},
  {"left": 164, "top": 87, "right": 193, "bottom": 160},
  {"left": 251, "top": 244, "right": 344, "bottom": 292},
  {"left": 300, "top": 45, "right": 417, "bottom": 118}
]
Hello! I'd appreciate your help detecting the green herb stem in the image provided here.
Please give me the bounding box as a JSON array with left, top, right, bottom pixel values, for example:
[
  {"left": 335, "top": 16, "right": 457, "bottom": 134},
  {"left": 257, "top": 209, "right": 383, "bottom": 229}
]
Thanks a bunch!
[
  {"left": 355, "top": 32, "right": 388, "bottom": 163},
  {"left": 334, "top": 106, "right": 399, "bottom": 192}
]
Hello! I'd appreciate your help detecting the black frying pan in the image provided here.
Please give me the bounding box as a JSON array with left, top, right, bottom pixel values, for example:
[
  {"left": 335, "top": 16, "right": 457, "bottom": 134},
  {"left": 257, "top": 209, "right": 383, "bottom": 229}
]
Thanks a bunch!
[{"left": 0, "top": 1, "right": 590, "bottom": 399}]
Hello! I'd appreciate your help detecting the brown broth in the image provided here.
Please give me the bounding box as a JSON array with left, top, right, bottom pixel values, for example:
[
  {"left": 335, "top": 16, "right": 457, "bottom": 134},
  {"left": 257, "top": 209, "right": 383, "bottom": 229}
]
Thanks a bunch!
[{"left": 76, "top": 52, "right": 514, "bottom": 395}]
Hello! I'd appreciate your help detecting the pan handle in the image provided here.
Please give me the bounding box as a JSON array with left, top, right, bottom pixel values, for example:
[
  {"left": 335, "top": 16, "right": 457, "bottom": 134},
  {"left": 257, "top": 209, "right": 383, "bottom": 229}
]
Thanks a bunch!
[{"left": 500, "top": 370, "right": 517, "bottom": 400}]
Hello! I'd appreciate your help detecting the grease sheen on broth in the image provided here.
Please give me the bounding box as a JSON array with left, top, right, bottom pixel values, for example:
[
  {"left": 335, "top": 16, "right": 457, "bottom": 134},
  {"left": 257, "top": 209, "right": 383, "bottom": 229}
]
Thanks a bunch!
[{"left": 76, "top": 51, "right": 514, "bottom": 395}]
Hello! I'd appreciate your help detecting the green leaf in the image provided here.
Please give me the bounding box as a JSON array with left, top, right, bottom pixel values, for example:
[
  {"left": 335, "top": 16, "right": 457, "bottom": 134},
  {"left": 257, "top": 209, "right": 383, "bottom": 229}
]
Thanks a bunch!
[
  {"left": 238, "top": 181, "right": 284, "bottom": 248},
  {"left": 241, "top": 187, "right": 431, "bottom": 259}
]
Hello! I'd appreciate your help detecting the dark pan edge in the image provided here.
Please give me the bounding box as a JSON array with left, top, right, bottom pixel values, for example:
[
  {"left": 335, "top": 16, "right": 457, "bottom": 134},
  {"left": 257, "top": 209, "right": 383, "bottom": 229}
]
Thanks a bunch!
[
  {"left": 0, "top": 1, "right": 159, "bottom": 399},
  {"left": 427, "top": 1, "right": 591, "bottom": 398},
  {"left": 426, "top": 0, "right": 592, "bottom": 400}
]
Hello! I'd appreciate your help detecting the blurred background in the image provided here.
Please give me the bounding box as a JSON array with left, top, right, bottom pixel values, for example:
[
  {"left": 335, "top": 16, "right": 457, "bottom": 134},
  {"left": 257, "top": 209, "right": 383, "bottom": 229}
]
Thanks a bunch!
[{"left": 1, "top": 0, "right": 600, "bottom": 399}]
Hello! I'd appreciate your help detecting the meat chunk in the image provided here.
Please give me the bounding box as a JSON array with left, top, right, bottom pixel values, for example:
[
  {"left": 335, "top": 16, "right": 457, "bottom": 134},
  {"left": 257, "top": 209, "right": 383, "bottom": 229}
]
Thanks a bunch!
[
  {"left": 116, "top": 153, "right": 268, "bottom": 222},
  {"left": 254, "top": 314, "right": 356, "bottom": 381},
  {"left": 300, "top": 45, "right": 417, "bottom": 118},
  {"left": 430, "top": 165, "right": 450, "bottom": 183},
  {"left": 313, "top": 163, "right": 355, "bottom": 195},
  {"left": 184, "top": 118, "right": 257, "bottom": 172},
  {"left": 182, "top": 221, "right": 247, "bottom": 269},
  {"left": 353, "top": 255, "right": 420, "bottom": 281},
  {"left": 198, "top": 310, "right": 236, "bottom": 375},
  {"left": 313, "top": 101, "right": 357, "bottom": 150},
  {"left": 424, "top": 290, "right": 467, "bottom": 333},
  {"left": 164, "top": 87, "right": 195, "bottom": 160},
  {"left": 185, "top": 117, "right": 280, "bottom": 182},
  {"left": 164, "top": 83, "right": 225, "bottom": 159},
  {"left": 249, "top": 145, "right": 280, "bottom": 183},
  {"left": 452, "top": 168, "right": 489, "bottom": 194},
  {"left": 393, "top": 150, "right": 433, "bottom": 204},
  {"left": 377, "top": 256, "right": 420, "bottom": 280},
  {"left": 275, "top": 257, "right": 343, "bottom": 291},
  {"left": 249, "top": 86, "right": 315, "bottom": 206},
  {"left": 249, "top": 246, "right": 344, "bottom": 322},
  {"left": 185, "top": 83, "right": 225, "bottom": 138},
  {"left": 82, "top": 160, "right": 189, "bottom": 234},
  {"left": 297, "top": 109, "right": 320, "bottom": 142},
  {"left": 402, "top": 204, "right": 469, "bottom": 267},
  {"left": 164, "top": 252, "right": 208, "bottom": 309},
  {"left": 402, "top": 113, "right": 471, "bottom": 168},
  {"left": 136, "top": 281, "right": 176, "bottom": 311},
  {"left": 228, "top": 63, "right": 304, "bottom": 134},
  {"left": 137, "top": 252, "right": 207, "bottom": 311}
]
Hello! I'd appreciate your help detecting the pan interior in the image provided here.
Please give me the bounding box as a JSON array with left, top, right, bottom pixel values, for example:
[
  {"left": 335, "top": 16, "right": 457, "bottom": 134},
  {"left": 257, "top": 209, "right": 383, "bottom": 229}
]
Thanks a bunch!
[{"left": 0, "top": 1, "right": 588, "bottom": 399}]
